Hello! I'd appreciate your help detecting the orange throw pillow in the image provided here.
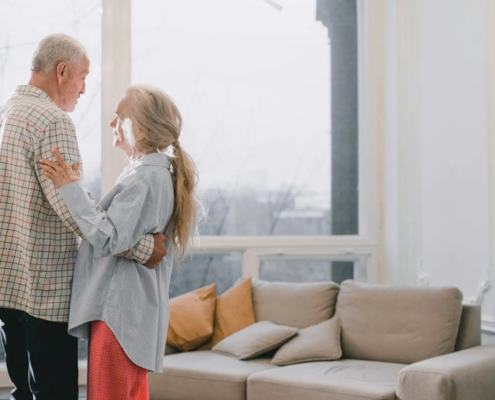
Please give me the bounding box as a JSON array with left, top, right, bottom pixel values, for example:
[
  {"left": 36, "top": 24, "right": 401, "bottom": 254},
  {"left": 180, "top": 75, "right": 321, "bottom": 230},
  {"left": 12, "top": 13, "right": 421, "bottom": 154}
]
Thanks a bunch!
[
  {"left": 166, "top": 283, "right": 216, "bottom": 352},
  {"left": 200, "top": 278, "right": 256, "bottom": 350}
]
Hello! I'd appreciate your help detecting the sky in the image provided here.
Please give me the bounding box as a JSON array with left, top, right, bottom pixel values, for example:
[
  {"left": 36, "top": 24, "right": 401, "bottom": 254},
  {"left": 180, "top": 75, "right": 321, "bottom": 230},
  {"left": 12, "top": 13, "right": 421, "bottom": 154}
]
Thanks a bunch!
[
  {"left": 132, "top": 0, "right": 331, "bottom": 208},
  {"left": 0, "top": 0, "right": 102, "bottom": 183}
]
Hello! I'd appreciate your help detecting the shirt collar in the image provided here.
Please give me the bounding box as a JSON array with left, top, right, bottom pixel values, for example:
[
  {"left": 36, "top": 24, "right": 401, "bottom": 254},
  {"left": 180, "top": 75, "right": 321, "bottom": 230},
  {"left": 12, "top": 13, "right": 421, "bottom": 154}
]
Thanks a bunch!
[
  {"left": 131, "top": 152, "right": 171, "bottom": 170},
  {"left": 15, "top": 85, "right": 54, "bottom": 103}
]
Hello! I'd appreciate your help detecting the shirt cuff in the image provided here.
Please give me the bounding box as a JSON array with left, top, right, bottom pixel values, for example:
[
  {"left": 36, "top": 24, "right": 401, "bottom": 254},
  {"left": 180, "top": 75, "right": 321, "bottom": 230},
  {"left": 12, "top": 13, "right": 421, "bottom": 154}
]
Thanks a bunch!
[
  {"left": 118, "top": 234, "right": 154, "bottom": 264},
  {"left": 58, "top": 181, "right": 93, "bottom": 217}
]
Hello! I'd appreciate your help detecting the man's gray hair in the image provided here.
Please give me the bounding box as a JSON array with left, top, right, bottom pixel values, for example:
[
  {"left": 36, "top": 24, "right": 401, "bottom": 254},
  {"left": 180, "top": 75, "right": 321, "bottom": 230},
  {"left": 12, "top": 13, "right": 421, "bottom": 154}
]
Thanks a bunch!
[{"left": 31, "top": 34, "right": 88, "bottom": 74}]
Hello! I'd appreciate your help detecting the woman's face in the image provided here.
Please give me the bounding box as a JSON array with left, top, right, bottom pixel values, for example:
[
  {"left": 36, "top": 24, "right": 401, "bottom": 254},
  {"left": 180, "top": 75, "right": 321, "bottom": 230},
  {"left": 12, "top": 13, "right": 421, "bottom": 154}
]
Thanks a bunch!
[{"left": 109, "top": 99, "right": 127, "bottom": 151}]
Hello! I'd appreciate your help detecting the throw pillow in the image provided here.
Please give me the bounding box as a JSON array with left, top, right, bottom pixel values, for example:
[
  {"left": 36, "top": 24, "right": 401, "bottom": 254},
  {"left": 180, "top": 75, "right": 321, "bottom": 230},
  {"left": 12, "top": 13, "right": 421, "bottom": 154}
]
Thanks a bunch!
[
  {"left": 166, "top": 283, "right": 216, "bottom": 352},
  {"left": 212, "top": 321, "right": 298, "bottom": 360},
  {"left": 271, "top": 316, "right": 342, "bottom": 366},
  {"left": 200, "top": 278, "right": 256, "bottom": 349}
]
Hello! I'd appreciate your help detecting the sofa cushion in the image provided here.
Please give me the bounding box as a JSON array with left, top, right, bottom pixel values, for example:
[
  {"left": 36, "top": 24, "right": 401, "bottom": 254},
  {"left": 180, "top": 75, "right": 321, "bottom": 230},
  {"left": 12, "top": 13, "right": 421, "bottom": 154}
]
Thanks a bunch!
[
  {"left": 248, "top": 359, "right": 405, "bottom": 400},
  {"left": 455, "top": 304, "right": 481, "bottom": 351},
  {"left": 149, "top": 351, "right": 277, "bottom": 400},
  {"left": 271, "top": 316, "right": 342, "bottom": 366},
  {"left": 252, "top": 280, "right": 340, "bottom": 328},
  {"left": 337, "top": 281, "right": 463, "bottom": 364},
  {"left": 212, "top": 321, "right": 298, "bottom": 360}
]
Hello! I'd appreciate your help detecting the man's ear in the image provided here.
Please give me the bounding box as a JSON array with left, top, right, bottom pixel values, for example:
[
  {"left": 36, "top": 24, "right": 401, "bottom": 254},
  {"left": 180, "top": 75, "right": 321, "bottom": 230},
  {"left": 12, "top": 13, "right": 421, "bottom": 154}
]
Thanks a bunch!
[{"left": 56, "top": 62, "right": 68, "bottom": 84}]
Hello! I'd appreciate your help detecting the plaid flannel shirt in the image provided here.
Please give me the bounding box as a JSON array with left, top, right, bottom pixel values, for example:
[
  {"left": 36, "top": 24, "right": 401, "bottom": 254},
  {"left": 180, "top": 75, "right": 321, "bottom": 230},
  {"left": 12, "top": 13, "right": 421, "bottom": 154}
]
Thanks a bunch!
[{"left": 0, "top": 85, "right": 155, "bottom": 322}]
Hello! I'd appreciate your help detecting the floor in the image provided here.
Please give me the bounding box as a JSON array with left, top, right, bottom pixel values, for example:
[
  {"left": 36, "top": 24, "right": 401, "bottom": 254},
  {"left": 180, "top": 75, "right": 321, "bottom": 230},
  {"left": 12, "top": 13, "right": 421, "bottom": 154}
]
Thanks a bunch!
[{"left": 0, "top": 386, "right": 87, "bottom": 398}]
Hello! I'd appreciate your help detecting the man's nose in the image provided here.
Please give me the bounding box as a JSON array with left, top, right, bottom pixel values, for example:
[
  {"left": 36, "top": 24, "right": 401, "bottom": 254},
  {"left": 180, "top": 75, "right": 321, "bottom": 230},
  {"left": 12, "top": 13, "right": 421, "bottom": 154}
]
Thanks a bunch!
[{"left": 80, "top": 82, "right": 86, "bottom": 95}]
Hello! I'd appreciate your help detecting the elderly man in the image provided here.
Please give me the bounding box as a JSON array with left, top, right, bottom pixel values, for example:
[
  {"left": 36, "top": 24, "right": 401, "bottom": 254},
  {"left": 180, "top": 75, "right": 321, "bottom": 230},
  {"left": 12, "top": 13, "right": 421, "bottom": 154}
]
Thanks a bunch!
[{"left": 0, "top": 34, "right": 167, "bottom": 400}]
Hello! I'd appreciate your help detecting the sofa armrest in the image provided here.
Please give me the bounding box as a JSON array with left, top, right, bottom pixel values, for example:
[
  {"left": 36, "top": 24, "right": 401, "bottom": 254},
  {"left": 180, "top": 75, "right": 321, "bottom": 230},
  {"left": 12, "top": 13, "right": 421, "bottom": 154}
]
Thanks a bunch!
[{"left": 396, "top": 345, "right": 495, "bottom": 400}]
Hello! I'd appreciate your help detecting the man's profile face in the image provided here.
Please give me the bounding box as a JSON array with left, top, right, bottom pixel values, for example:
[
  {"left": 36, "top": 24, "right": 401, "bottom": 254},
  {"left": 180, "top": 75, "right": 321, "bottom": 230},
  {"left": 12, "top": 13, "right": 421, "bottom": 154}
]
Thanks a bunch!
[{"left": 59, "top": 57, "right": 90, "bottom": 112}]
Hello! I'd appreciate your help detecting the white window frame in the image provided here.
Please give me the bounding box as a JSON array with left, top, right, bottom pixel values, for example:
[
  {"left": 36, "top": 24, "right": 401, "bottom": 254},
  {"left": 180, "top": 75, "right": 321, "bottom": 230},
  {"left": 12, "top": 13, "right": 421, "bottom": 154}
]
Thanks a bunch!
[
  {"left": 192, "top": 236, "right": 380, "bottom": 282},
  {"left": 0, "top": 0, "right": 387, "bottom": 388}
]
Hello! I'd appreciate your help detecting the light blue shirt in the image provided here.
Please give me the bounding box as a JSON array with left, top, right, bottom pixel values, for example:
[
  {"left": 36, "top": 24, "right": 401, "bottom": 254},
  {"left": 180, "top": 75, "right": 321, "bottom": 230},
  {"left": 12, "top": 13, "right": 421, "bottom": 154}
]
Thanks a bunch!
[{"left": 59, "top": 152, "right": 174, "bottom": 372}]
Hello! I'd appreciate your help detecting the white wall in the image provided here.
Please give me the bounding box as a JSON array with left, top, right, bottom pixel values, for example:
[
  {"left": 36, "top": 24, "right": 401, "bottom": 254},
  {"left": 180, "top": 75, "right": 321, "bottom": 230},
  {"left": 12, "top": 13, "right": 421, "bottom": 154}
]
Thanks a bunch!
[
  {"left": 382, "top": 0, "right": 495, "bottom": 334},
  {"left": 421, "top": 0, "right": 489, "bottom": 299}
]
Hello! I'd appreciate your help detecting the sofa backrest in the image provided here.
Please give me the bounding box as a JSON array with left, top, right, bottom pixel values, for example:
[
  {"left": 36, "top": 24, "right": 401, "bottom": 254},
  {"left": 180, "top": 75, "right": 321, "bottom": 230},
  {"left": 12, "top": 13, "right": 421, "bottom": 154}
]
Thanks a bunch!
[
  {"left": 251, "top": 279, "right": 340, "bottom": 329},
  {"left": 336, "top": 280, "right": 463, "bottom": 364},
  {"left": 455, "top": 304, "right": 481, "bottom": 351}
]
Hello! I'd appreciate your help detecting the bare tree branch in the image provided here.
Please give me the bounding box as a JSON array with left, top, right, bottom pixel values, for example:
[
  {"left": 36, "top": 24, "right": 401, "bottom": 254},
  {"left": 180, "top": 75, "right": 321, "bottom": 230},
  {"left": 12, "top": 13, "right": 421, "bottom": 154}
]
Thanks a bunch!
[
  {"left": 267, "top": 155, "right": 327, "bottom": 235},
  {"left": 267, "top": 157, "right": 303, "bottom": 234},
  {"left": 0, "top": 41, "right": 37, "bottom": 51},
  {"left": 61, "top": 3, "right": 100, "bottom": 33},
  {"left": 200, "top": 158, "right": 249, "bottom": 286}
]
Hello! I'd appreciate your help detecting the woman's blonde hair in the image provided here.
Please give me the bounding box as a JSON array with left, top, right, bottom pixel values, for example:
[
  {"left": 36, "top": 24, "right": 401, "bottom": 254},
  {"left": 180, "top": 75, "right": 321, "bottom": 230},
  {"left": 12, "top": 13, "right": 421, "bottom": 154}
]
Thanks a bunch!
[{"left": 122, "top": 85, "right": 198, "bottom": 259}]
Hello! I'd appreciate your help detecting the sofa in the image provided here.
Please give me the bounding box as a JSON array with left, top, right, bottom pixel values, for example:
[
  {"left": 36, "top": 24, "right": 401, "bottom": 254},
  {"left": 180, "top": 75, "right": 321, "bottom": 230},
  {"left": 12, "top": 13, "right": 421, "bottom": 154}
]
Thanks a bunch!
[{"left": 148, "top": 280, "right": 495, "bottom": 400}]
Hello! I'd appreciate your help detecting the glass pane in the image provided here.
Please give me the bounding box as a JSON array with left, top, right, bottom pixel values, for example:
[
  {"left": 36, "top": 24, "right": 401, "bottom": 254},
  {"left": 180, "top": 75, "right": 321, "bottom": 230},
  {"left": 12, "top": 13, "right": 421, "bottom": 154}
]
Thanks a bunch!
[
  {"left": 0, "top": 0, "right": 102, "bottom": 361},
  {"left": 259, "top": 256, "right": 367, "bottom": 283},
  {"left": 170, "top": 252, "right": 243, "bottom": 298},
  {"left": 131, "top": 0, "right": 357, "bottom": 236},
  {"left": 0, "top": 0, "right": 102, "bottom": 199}
]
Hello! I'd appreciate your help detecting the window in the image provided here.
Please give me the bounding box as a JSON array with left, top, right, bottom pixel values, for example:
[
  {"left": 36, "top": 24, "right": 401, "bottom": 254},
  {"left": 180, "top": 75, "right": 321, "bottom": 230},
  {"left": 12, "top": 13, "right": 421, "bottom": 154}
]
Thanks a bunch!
[
  {"left": 170, "top": 252, "right": 243, "bottom": 297},
  {"left": 259, "top": 255, "right": 367, "bottom": 282},
  {"left": 0, "top": 0, "right": 102, "bottom": 200},
  {"left": 0, "top": 0, "right": 103, "bottom": 362},
  {"left": 131, "top": 0, "right": 360, "bottom": 295},
  {"left": 132, "top": 0, "right": 338, "bottom": 237}
]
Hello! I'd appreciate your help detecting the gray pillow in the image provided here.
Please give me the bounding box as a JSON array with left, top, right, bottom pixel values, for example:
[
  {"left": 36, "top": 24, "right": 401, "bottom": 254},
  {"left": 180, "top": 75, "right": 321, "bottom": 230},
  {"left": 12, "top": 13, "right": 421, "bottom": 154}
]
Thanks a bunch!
[
  {"left": 271, "top": 316, "right": 342, "bottom": 366},
  {"left": 251, "top": 279, "right": 340, "bottom": 329},
  {"left": 212, "top": 321, "right": 298, "bottom": 360}
]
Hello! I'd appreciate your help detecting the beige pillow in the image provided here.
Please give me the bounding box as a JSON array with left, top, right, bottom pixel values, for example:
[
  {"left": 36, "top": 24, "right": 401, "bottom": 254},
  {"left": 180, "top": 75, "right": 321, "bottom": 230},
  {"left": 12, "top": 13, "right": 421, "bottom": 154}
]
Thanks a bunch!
[
  {"left": 252, "top": 280, "right": 340, "bottom": 328},
  {"left": 337, "top": 281, "right": 463, "bottom": 364},
  {"left": 212, "top": 321, "right": 298, "bottom": 360},
  {"left": 271, "top": 317, "right": 342, "bottom": 366}
]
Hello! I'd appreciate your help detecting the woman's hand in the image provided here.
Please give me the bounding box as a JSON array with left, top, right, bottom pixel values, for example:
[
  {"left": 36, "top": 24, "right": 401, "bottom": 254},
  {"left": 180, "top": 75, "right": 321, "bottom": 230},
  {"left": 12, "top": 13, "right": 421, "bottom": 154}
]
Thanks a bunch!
[{"left": 40, "top": 149, "right": 81, "bottom": 188}]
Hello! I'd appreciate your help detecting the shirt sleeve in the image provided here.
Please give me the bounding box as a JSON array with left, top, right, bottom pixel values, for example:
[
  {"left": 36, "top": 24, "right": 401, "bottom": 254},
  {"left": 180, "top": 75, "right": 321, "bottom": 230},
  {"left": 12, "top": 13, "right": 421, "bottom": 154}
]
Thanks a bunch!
[
  {"left": 117, "top": 235, "right": 154, "bottom": 264},
  {"left": 35, "top": 117, "right": 154, "bottom": 264},
  {"left": 58, "top": 180, "right": 160, "bottom": 259},
  {"left": 87, "top": 191, "right": 154, "bottom": 264},
  {"left": 34, "top": 116, "right": 84, "bottom": 237}
]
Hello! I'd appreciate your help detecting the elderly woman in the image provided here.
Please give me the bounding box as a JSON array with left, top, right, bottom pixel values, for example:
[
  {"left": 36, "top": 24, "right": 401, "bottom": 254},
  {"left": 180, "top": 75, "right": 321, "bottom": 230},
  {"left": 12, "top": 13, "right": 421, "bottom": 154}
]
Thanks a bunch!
[{"left": 40, "top": 85, "right": 197, "bottom": 400}]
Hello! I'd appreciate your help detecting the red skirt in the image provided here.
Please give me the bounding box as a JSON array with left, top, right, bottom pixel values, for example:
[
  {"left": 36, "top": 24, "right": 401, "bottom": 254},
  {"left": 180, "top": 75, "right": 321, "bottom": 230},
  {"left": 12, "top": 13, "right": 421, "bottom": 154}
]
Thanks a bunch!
[{"left": 88, "top": 321, "right": 149, "bottom": 400}]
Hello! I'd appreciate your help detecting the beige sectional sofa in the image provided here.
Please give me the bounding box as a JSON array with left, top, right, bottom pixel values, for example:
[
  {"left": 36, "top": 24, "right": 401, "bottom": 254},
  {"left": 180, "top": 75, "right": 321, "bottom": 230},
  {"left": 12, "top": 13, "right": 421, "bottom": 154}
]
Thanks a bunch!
[{"left": 149, "top": 280, "right": 495, "bottom": 400}]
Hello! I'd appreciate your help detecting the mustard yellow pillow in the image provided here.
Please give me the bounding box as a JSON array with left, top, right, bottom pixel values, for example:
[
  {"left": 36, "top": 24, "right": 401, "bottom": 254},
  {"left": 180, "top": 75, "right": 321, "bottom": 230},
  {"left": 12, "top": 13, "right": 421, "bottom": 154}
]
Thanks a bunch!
[
  {"left": 200, "top": 278, "right": 256, "bottom": 349},
  {"left": 166, "top": 283, "right": 216, "bottom": 352}
]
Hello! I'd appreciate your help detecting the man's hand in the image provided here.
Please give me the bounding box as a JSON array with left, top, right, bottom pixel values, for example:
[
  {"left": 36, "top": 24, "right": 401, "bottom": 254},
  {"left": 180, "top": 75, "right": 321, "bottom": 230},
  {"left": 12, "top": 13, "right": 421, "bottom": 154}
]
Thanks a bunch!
[{"left": 144, "top": 233, "right": 168, "bottom": 269}]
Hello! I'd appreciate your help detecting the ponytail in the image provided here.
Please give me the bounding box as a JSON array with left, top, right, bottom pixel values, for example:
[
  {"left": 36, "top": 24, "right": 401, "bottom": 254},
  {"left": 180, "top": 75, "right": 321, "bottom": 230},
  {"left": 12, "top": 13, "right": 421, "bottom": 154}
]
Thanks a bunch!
[
  {"left": 170, "top": 142, "right": 198, "bottom": 259},
  {"left": 123, "top": 85, "right": 199, "bottom": 259}
]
